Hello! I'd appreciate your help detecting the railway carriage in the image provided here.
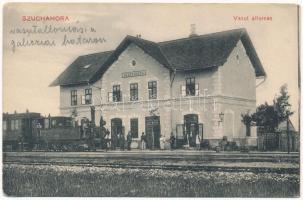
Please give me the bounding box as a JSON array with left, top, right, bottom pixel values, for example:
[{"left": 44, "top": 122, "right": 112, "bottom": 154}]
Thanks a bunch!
[
  {"left": 3, "top": 112, "right": 41, "bottom": 151},
  {"left": 3, "top": 112, "right": 101, "bottom": 152}
]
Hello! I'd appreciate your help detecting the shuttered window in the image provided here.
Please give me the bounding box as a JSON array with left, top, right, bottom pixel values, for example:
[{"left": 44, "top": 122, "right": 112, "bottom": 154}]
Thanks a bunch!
[
  {"left": 195, "top": 84, "right": 199, "bottom": 96},
  {"left": 84, "top": 88, "right": 92, "bottom": 104},
  {"left": 186, "top": 77, "right": 195, "bottom": 96},
  {"left": 71, "top": 90, "right": 77, "bottom": 106},
  {"left": 113, "top": 85, "right": 122, "bottom": 102},
  {"left": 181, "top": 85, "right": 186, "bottom": 97},
  {"left": 130, "top": 83, "right": 138, "bottom": 101},
  {"left": 148, "top": 81, "right": 157, "bottom": 99}
]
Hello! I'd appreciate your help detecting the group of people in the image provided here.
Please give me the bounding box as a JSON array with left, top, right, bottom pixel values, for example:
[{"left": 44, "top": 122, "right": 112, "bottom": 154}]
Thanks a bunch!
[{"left": 102, "top": 130, "right": 133, "bottom": 151}]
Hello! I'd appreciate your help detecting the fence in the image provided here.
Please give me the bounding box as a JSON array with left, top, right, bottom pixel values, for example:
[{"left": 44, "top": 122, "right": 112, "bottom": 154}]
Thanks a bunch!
[{"left": 257, "top": 131, "right": 299, "bottom": 152}]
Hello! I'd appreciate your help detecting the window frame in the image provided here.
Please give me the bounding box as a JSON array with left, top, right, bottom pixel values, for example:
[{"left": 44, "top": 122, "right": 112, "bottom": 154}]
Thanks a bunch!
[
  {"left": 185, "top": 77, "right": 196, "bottom": 96},
  {"left": 113, "top": 85, "right": 122, "bottom": 102},
  {"left": 84, "top": 88, "right": 92, "bottom": 105},
  {"left": 148, "top": 81, "right": 157, "bottom": 99},
  {"left": 3, "top": 120, "right": 7, "bottom": 131},
  {"left": 130, "top": 83, "right": 138, "bottom": 101},
  {"left": 71, "top": 90, "right": 77, "bottom": 106}
]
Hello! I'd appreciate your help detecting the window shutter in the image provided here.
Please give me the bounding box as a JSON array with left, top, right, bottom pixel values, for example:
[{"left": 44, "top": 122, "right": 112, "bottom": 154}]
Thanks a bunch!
[
  {"left": 195, "top": 84, "right": 199, "bottom": 96},
  {"left": 81, "top": 95, "right": 85, "bottom": 105},
  {"left": 181, "top": 85, "right": 186, "bottom": 97},
  {"left": 108, "top": 92, "right": 113, "bottom": 102}
]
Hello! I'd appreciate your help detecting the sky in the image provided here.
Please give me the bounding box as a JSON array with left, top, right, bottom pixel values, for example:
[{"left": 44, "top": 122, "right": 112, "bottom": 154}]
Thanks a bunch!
[{"left": 2, "top": 3, "right": 299, "bottom": 129}]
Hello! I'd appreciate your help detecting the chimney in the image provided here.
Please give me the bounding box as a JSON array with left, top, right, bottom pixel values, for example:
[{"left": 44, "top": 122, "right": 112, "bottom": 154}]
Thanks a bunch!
[{"left": 189, "top": 24, "right": 198, "bottom": 37}]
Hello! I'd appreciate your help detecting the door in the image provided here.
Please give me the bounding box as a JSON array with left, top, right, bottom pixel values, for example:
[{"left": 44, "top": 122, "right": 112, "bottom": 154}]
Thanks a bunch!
[
  {"left": 145, "top": 116, "right": 160, "bottom": 149},
  {"left": 184, "top": 114, "right": 198, "bottom": 147},
  {"left": 111, "top": 118, "right": 122, "bottom": 149}
]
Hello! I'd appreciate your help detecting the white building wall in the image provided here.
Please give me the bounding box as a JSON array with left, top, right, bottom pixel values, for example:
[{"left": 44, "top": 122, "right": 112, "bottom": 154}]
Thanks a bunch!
[
  {"left": 100, "top": 43, "right": 171, "bottom": 142},
  {"left": 58, "top": 40, "right": 259, "bottom": 148}
]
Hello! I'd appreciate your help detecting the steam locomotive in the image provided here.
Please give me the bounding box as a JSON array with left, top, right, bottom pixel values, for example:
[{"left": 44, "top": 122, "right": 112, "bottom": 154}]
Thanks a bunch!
[{"left": 3, "top": 111, "right": 103, "bottom": 152}]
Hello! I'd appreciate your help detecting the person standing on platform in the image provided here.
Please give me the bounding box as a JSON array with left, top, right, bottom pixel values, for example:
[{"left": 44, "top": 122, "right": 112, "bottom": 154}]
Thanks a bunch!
[
  {"left": 140, "top": 132, "right": 146, "bottom": 150},
  {"left": 126, "top": 131, "right": 132, "bottom": 151},
  {"left": 105, "top": 129, "right": 110, "bottom": 151},
  {"left": 170, "top": 134, "right": 176, "bottom": 150},
  {"left": 195, "top": 133, "right": 201, "bottom": 150},
  {"left": 120, "top": 132, "right": 125, "bottom": 151}
]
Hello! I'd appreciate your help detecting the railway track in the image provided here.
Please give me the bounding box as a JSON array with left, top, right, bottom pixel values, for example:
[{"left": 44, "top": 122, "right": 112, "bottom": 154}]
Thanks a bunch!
[{"left": 4, "top": 160, "right": 299, "bottom": 174}]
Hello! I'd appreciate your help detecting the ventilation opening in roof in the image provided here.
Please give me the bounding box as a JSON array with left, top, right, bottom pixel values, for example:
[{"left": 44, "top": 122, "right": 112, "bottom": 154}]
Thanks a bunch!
[{"left": 83, "top": 64, "right": 91, "bottom": 69}]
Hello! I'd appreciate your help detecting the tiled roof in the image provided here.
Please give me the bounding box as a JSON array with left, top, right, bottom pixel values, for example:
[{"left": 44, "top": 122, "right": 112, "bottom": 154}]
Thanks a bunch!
[
  {"left": 50, "top": 51, "right": 113, "bottom": 86},
  {"left": 51, "top": 28, "right": 266, "bottom": 86}
]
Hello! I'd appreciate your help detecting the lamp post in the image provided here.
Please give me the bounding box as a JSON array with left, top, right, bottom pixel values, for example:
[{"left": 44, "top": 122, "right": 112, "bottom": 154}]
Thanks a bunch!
[{"left": 218, "top": 112, "right": 224, "bottom": 126}]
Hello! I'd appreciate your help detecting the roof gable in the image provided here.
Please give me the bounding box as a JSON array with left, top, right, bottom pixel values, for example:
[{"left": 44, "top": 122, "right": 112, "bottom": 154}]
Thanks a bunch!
[
  {"left": 89, "top": 36, "right": 172, "bottom": 83},
  {"left": 51, "top": 28, "right": 266, "bottom": 87}
]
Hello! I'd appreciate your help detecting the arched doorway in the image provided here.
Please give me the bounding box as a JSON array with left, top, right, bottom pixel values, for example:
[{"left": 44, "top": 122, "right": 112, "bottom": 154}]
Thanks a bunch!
[
  {"left": 111, "top": 118, "right": 122, "bottom": 150},
  {"left": 184, "top": 114, "right": 199, "bottom": 147}
]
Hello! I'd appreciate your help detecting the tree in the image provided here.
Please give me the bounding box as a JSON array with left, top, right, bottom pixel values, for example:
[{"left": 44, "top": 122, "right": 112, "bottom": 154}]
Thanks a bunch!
[
  {"left": 273, "top": 84, "right": 294, "bottom": 123},
  {"left": 251, "top": 102, "right": 278, "bottom": 132},
  {"left": 250, "top": 84, "right": 293, "bottom": 132},
  {"left": 241, "top": 112, "right": 253, "bottom": 136}
]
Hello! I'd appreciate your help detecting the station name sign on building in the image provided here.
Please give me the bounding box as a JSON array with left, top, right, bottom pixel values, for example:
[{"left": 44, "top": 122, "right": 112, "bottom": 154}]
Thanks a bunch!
[{"left": 121, "top": 70, "right": 146, "bottom": 78}]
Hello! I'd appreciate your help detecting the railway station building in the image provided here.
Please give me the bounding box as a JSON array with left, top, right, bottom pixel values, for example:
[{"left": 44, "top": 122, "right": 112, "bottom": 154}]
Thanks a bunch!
[{"left": 50, "top": 28, "right": 266, "bottom": 149}]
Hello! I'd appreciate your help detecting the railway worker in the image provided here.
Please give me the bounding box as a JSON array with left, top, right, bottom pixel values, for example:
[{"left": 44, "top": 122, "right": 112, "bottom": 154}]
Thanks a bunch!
[
  {"left": 105, "top": 129, "right": 110, "bottom": 151},
  {"left": 140, "top": 132, "right": 146, "bottom": 150},
  {"left": 126, "top": 131, "right": 132, "bottom": 151},
  {"left": 88, "top": 122, "right": 95, "bottom": 151},
  {"left": 195, "top": 133, "right": 201, "bottom": 151},
  {"left": 119, "top": 132, "right": 125, "bottom": 151},
  {"left": 160, "top": 135, "right": 165, "bottom": 150},
  {"left": 170, "top": 134, "right": 176, "bottom": 150},
  {"left": 82, "top": 118, "right": 90, "bottom": 139}
]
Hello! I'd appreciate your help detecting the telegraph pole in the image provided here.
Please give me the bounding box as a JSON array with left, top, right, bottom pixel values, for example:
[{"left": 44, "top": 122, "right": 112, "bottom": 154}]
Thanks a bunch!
[{"left": 287, "top": 114, "right": 290, "bottom": 154}]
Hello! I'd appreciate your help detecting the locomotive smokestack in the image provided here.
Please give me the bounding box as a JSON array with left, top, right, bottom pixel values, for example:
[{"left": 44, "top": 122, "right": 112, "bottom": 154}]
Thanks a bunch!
[{"left": 189, "top": 24, "right": 198, "bottom": 37}]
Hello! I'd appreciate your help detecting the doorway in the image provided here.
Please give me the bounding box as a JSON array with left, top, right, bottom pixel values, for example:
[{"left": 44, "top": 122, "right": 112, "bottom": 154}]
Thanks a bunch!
[
  {"left": 111, "top": 118, "right": 122, "bottom": 149},
  {"left": 184, "top": 114, "right": 199, "bottom": 147},
  {"left": 145, "top": 116, "right": 161, "bottom": 149}
]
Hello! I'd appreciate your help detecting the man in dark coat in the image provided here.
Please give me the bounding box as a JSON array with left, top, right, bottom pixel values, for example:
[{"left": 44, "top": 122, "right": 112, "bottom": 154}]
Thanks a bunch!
[
  {"left": 120, "top": 132, "right": 125, "bottom": 151},
  {"left": 126, "top": 131, "right": 132, "bottom": 151},
  {"left": 170, "top": 134, "right": 176, "bottom": 150}
]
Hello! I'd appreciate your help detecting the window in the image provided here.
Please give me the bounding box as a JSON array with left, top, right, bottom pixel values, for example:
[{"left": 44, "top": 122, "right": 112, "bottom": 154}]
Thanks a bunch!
[
  {"left": 148, "top": 81, "right": 157, "bottom": 99},
  {"left": 113, "top": 85, "right": 121, "bottom": 102},
  {"left": 130, "top": 83, "right": 138, "bottom": 101},
  {"left": 130, "top": 118, "right": 138, "bottom": 138},
  {"left": 44, "top": 118, "right": 50, "bottom": 129},
  {"left": 186, "top": 77, "right": 195, "bottom": 96},
  {"left": 10, "top": 120, "right": 15, "bottom": 130},
  {"left": 71, "top": 90, "right": 77, "bottom": 106},
  {"left": 84, "top": 88, "right": 92, "bottom": 104},
  {"left": 10, "top": 119, "right": 20, "bottom": 130},
  {"left": 3, "top": 120, "right": 7, "bottom": 131},
  {"left": 132, "top": 60, "right": 136, "bottom": 66}
]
